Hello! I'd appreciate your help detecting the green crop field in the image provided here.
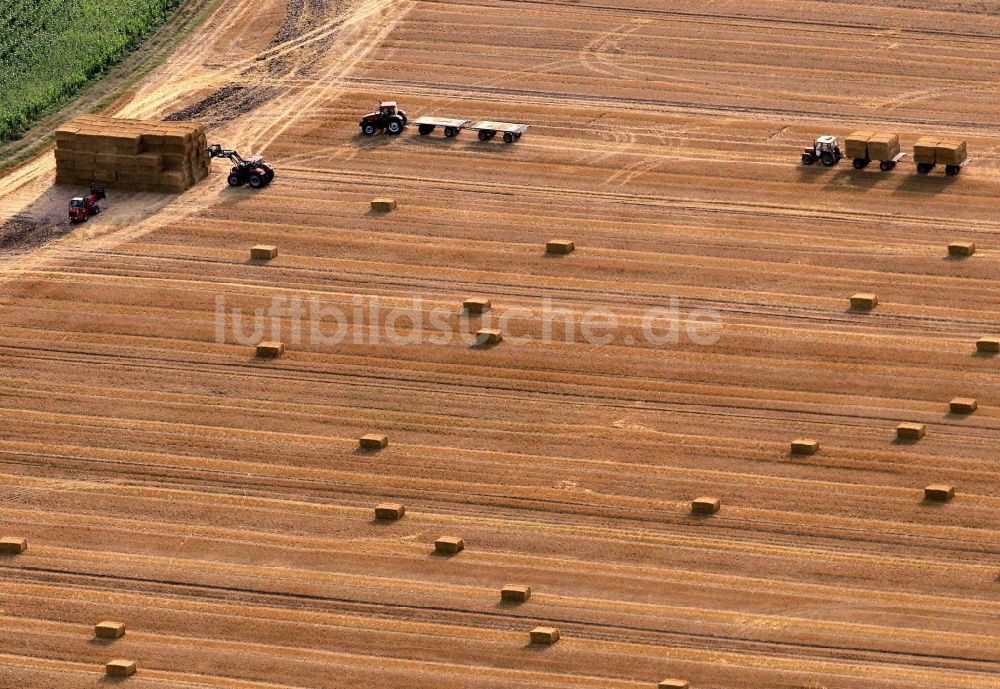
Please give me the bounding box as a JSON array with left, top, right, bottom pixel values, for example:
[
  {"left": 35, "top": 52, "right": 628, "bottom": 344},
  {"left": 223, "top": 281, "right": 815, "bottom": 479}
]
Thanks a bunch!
[{"left": 0, "top": 0, "right": 182, "bottom": 141}]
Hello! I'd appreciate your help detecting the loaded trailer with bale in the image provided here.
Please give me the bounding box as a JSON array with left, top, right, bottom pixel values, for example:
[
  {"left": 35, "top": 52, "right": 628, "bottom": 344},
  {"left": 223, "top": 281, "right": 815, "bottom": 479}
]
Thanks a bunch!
[
  {"left": 54, "top": 115, "right": 210, "bottom": 192},
  {"left": 845, "top": 130, "right": 907, "bottom": 171},
  {"left": 913, "top": 137, "right": 969, "bottom": 176}
]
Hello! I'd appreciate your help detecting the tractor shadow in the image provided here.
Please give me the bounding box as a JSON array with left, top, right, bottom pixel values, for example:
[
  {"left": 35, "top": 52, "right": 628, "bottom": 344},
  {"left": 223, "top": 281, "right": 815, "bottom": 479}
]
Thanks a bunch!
[
  {"left": 824, "top": 168, "right": 885, "bottom": 191},
  {"left": 351, "top": 133, "right": 402, "bottom": 150}
]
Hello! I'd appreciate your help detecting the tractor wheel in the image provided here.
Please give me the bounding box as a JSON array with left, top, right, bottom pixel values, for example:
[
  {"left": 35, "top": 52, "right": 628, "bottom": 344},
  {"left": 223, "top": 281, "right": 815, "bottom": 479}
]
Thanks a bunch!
[
  {"left": 821, "top": 151, "right": 836, "bottom": 167},
  {"left": 418, "top": 124, "right": 434, "bottom": 136},
  {"left": 265, "top": 169, "right": 275, "bottom": 183},
  {"left": 91, "top": 205, "right": 100, "bottom": 214},
  {"left": 503, "top": 132, "right": 514, "bottom": 143},
  {"left": 361, "top": 123, "right": 377, "bottom": 136},
  {"left": 228, "top": 174, "right": 242, "bottom": 187},
  {"left": 801, "top": 154, "right": 814, "bottom": 166},
  {"left": 248, "top": 174, "right": 265, "bottom": 189},
  {"left": 444, "top": 127, "right": 457, "bottom": 138},
  {"left": 387, "top": 119, "right": 403, "bottom": 135}
]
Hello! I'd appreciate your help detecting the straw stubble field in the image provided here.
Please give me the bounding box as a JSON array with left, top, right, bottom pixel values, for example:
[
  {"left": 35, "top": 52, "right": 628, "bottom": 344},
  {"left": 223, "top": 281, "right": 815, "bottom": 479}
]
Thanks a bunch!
[{"left": 1, "top": 1, "right": 999, "bottom": 688}]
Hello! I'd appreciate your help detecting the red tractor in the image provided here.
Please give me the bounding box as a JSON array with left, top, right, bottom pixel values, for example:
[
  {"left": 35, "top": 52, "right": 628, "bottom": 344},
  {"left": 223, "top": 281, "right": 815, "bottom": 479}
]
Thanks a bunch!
[
  {"left": 68, "top": 184, "right": 106, "bottom": 223},
  {"left": 359, "top": 101, "right": 408, "bottom": 136},
  {"left": 207, "top": 144, "right": 275, "bottom": 189}
]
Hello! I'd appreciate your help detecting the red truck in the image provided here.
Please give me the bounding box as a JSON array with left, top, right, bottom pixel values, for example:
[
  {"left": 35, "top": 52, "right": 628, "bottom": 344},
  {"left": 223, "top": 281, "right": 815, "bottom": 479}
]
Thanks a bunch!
[{"left": 68, "top": 184, "right": 106, "bottom": 223}]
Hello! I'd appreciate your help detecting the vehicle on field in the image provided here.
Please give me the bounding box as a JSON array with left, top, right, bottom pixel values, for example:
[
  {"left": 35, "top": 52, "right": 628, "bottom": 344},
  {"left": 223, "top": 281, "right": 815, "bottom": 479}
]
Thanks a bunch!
[
  {"left": 68, "top": 184, "right": 106, "bottom": 223},
  {"left": 413, "top": 116, "right": 471, "bottom": 138},
  {"left": 468, "top": 121, "right": 529, "bottom": 144},
  {"left": 359, "top": 101, "right": 408, "bottom": 136},
  {"left": 801, "top": 135, "right": 844, "bottom": 167},
  {"left": 207, "top": 144, "right": 275, "bottom": 189}
]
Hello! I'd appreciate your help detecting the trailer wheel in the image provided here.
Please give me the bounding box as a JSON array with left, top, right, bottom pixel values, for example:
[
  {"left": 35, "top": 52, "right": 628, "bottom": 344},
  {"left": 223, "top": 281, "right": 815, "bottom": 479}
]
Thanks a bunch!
[
  {"left": 478, "top": 130, "right": 491, "bottom": 141},
  {"left": 945, "top": 165, "right": 960, "bottom": 177},
  {"left": 444, "top": 127, "right": 458, "bottom": 137},
  {"left": 801, "top": 154, "right": 814, "bottom": 166},
  {"left": 852, "top": 158, "right": 869, "bottom": 170},
  {"left": 503, "top": 132, "right": 514, "bottom": 143},
  {"left": 228, "top": 174, "right": 242, "bottom": 187},
  {"left": 879, "top": 160, "right": 894, "bottom": 171},
  {"left": 418, "top": 124, "right": 434, "bottom": 136},
  {"left": 515, "top": 132, "right": 522, "bottom": 139},
  {"left": 917, "top": 163, "right": 934, "bottom": 174}
]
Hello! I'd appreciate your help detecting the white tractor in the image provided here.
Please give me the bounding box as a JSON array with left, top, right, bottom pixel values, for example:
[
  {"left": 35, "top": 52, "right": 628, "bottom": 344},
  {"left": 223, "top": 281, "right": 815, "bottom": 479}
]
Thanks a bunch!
[{"left": 801, "top": 135, "right": 844, "bottom": 167}]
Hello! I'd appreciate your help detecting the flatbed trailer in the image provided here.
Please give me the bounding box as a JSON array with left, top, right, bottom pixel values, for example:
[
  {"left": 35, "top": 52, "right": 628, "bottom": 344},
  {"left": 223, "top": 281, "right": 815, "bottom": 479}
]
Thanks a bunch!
[
  {"left": 468, "top": 121, "right": 529, "bottom": 143},
  {"left": 917, "top": 157, "right": 971, "bottom": 177},
  {"left": 413, "top": 116, "right": 471, "bottom": 138},
  {"left": 853, "top": 151, "right": 908, "bottom": 171}
]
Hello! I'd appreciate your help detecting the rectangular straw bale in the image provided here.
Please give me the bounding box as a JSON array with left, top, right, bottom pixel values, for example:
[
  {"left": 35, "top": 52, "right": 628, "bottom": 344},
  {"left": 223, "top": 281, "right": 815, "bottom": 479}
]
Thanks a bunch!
[
  {"left": 867, "top": 133, "right": 900, "bottom": 161},
  {"left": 844, "top": 131, "right": 874, "bottom": 159},
  {"left": 0, "top": 537, "right": 27, "bottom": 554},
  {"left": 913, "top": 137, "right": 940, "bottom": 164}
]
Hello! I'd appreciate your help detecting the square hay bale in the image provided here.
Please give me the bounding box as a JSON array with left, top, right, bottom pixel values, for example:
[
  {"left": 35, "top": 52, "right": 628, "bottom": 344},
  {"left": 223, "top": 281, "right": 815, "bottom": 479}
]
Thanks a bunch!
[
  {"left": 501, "top": 585, "right": 531, "bottom": 603},
  {"left": 0, "top": 537, "right": 27, "bottom": 554},
  {"left": 434, "top": 536, "right": 464, "bottom": 554},
  {"left": 546, "top": 239, "right": 575, "bottom": 255},
  {"left": 475, "top": 328, "right": 503, "bottom": 346},
  {"left": 250, "top": 245, "right": 278, "bottom": 260},
  {"left": 105, "top": 660, "right": 136, "bottom": 677},
  {"left": 359, "top": 434, "right": 389, "bottom": 449},
  {"left": 844, "top": 131, "right": 874, "bottom": 160},
  {"left": 463, "top": 298, "right": 491, "bottom": 314},
  {"left": 790, "top": 438, "right": 819, "bottom": 455},
  {"left": 935, "top": 139, "right": 967, "bottom": 166},
  {"left": 529, "top": 626, "right": 560, "bottom": 645},
  {"left": 95, "top": 621, "right": 126, "bottom": 639},
  {"left": 924, "top": 484, "right": 955, "bottom": 502},
  {"left": 850, "top": 293, "right": 878, "bottom": 310},
  {"left": 691, "top": 497, "right": 720, "bottom": 515},
  {"left": 255, "top": 341, "right": 284, "bottom": 358},
  {"left": 658, "top": 680, "right": 690, "bottom": 689},
  {"left": 371, "top": 198, "right": 397, "bottom": 212},
  {"left": 949, "top": 398, "right": 977, "bottom": 414},
  {"left": 948, "top": 242, "right": 976, "bottom": 257},
  {"left": 867, "top": 132, "right": 900, "bottom": 161},
  {"left": 896, "top": 423, "right": 926, "bottom": 441},
  {"left": 976, "top": 337, "right": 1000, "bottom": 354},
  {"left": 374, "top": 503, "right": 405, "bottom": 520},
  {"left": 913, "top": 137, "right": 940, "bottom": 165}
]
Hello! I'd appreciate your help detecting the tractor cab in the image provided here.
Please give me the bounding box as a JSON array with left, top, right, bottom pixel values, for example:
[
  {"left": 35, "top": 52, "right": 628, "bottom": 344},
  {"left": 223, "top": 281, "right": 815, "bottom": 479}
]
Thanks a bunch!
[
  {"left": 379, "top": 101, "right": 399, "bottom": 117},
  {"left": 69, "top": 198, "right": 85, "bottom": 208},
  {"left": 814, "top": 135, "right": 839, "bottom": 152}
]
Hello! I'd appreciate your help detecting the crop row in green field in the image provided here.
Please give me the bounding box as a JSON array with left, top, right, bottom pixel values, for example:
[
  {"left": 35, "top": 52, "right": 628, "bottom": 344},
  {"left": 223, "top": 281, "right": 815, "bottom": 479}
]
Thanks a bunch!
[{"left": 0, "top": 0, "right": 182, "bottom": 141}]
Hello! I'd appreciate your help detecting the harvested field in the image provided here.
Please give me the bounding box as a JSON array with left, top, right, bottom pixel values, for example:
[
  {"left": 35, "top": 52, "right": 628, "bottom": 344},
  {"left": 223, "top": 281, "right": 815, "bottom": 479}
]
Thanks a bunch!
[{"left": 1, "top": 1, "right": 1000, "bottom": 689}]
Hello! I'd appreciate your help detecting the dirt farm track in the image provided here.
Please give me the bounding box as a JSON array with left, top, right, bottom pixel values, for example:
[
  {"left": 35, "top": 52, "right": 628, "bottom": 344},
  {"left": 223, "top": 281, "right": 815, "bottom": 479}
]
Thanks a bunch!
[{"left": 1, "top": 1, "right": 1000, "bottom": 687}]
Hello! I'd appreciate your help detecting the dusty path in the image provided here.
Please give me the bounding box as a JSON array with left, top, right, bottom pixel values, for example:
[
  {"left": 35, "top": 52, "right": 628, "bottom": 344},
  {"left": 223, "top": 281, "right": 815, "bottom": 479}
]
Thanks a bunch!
[{"left": 1, "top": 1, "right": 999, "bottom": 688}]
